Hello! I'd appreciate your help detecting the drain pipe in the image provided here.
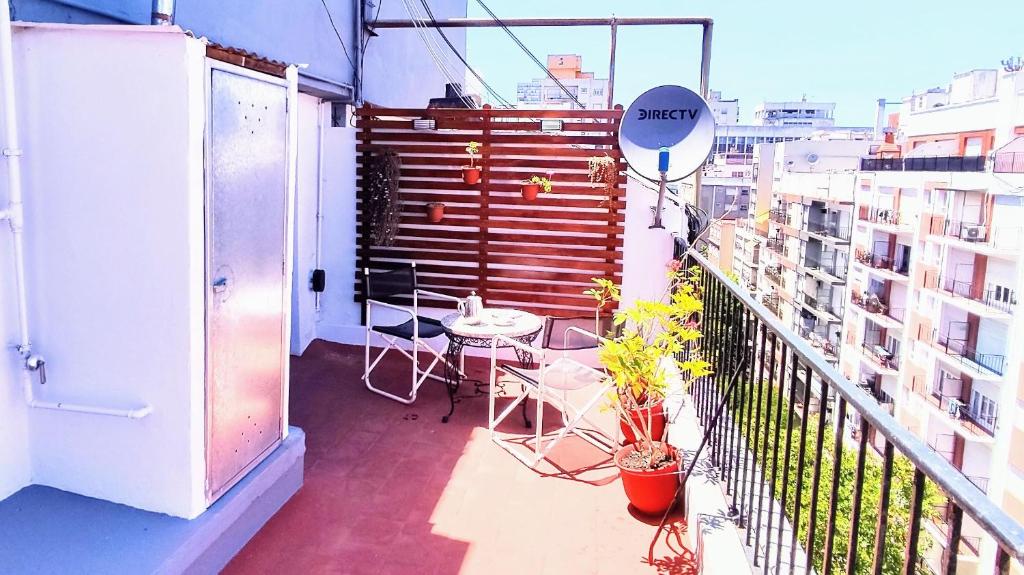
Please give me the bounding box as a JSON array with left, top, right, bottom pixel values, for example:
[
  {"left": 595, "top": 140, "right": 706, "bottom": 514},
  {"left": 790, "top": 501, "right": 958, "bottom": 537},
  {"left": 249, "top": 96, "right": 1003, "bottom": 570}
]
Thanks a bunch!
[
  {"left": 151, "top": 0, "right": 175, "bottom": 25},
  {"left": 0, "top": 4, "right": 151, "bottom": 419}
]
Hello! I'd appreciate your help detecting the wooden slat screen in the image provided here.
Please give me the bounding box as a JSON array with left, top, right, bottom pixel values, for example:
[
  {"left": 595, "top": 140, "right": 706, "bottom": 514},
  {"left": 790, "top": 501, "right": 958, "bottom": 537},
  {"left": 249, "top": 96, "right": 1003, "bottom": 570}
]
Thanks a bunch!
[{"left": 354, "top": 105, "right": 627, "bottom": 319}]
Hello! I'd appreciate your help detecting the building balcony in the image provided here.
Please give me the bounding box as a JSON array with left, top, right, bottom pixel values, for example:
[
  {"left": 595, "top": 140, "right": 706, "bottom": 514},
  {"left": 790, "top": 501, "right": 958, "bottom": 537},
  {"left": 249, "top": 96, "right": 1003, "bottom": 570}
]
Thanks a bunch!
[
  {"left": 684, "top": 251, "right": 1024, "bottom": 575},
  {"left": 933, "top": 331, "right": 1006, "bottom": 379},
  {"left": 859, "top": 342, "right": 899, "bottom": 373},
  {"left": 925, "top": 393, "right": 999, "bottom": 441},
  {"left": 803, "top": 257, "right": 848, "bottom": 283},
  {"left": 857, "top": 207, "right": 914, "bottom": 235},
  {"left": 860, "top": 156, "right": 986, "bottom": 172},
  {"left": 806, "top": 221, "right": 852, "bottom": 243},
  {"left": 851, "top": 292, "right": 904, "bottom": 328},
  {"left": 764, "top": 264, "right": 783, "bottom": 286},
  {"left": 799, "top": 326, "right": 840, "bottom": 362},
  {"left": 926, "top": 273, "right": 1017, "bottom": 317},
  {"left": 927, "top": 219, "right": 1023, "bottom": 253},
  {"left": 853, "top": 249, "right": 910, "bottom": 281},
  {"left": 769, "top": 208, "right": 789, "bottom": 225},
  {"left": 994, "top": 150, "right": 1024, "bottom": 174},
  {"left": 766, "top": 236, "right": 785, "bottom": 255},
  {"left": 762, "top": 293, "right": 782, "bottom": 317},
  {"left": 800, "top": 293, "right": 843, "bottom": 323}
]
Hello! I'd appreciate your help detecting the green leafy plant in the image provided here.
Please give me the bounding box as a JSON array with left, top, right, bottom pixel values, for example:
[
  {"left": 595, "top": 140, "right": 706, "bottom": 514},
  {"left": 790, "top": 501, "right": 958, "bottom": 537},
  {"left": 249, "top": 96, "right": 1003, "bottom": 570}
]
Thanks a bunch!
[
  {"left": 527, "top": 175, "right": 552, "bottom": 193},
  {"left": 465, "top": 141, "right": 481, "bottom": 168},
  {"left": 587, "top": 261, "right": 712, "bottom": 469}
]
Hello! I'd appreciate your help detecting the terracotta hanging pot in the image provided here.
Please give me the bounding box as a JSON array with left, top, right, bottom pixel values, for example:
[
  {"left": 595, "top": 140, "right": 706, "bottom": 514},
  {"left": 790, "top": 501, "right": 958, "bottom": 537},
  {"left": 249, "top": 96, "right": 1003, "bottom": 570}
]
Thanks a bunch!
[
  {"left": 462, "top": 166, "right": 481, "bottom": 185},
  {"left": 521, "top": 182, "right": 540, "bottom": 201},
  {"left": 425, "top": 202, "right": 445, "bottom": 223}
]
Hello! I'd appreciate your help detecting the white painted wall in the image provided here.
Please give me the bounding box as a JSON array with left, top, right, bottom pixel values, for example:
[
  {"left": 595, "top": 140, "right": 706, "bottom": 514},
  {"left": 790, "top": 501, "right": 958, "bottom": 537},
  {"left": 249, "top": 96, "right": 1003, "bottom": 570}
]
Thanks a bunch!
[
  {"left": 14, "top": 25, "right": 208, "bottom": 517},
  {"left": 290, "top": 94, "right": 322, "bottom": 355}
]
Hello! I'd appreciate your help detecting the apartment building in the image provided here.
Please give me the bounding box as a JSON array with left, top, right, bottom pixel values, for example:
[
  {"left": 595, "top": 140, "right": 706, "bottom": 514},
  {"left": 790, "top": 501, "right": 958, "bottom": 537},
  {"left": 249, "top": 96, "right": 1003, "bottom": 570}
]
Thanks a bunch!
[
  {"left": 839, "top": 67, "right": 1024, "bottom": 574},
  {"left": 515, "top": 54, "right": 608, "bottom": 110},
  {"left": 700, "top": 93, "right": 871, "bottom": 220},
  {"left": 754, "top": 138, "right": 872, "bottom": 366}
]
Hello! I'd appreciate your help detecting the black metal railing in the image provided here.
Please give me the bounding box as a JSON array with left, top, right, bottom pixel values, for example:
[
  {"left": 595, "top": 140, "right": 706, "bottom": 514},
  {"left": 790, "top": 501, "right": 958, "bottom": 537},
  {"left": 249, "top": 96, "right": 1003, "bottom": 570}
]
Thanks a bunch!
[
  {"left": 860, "top": 156, "right": 986, "bottom": 172},
  {"left": 684, "top": 251, "right": 1024, "bottom": 575},
  {"left": 767, "top": 237, "right": 785, "bottom": 254},
  {"left": 934, "top": 332, "right": 1007, "bottom": 376},
  {"left": 765, "top": 265, "right": 783, "bottom": 286},
  {"left": 770, "top": 208, "right": 788, "bottom": 224},
  {"left": 995, "top": 151, "right": 1024, "bottom": 174},
  {"left": 859, "top": 207, "right": 905, "bottom": 227},
  {"left": 938, "top": 276, "right": 1017, "bottom": 313},
  {"left": 860, "top": 342, "right": 899, "bottom": 370},
  {"left": 807, "top": 221, "right": 852, "bottom": 242},
  {"left": 804, "top": 256, "right": 848, "bottom": 281}
]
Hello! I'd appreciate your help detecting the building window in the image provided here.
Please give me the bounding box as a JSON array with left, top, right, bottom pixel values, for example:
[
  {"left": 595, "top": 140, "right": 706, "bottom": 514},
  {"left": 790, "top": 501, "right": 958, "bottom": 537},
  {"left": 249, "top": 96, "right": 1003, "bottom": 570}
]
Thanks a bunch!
[{"left": 969, "top": 390, "right": 998, "bottom": 432}]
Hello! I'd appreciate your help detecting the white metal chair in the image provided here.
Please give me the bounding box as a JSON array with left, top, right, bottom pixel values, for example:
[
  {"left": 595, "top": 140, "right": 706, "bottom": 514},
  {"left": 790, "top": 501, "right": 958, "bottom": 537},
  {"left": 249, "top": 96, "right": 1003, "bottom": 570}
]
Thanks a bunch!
[
  {"left": 488, "top": 316, "right": 619, "bottom": 468},
  {"left": 362, "top": 263, "right": 462, "bottom": 404}
]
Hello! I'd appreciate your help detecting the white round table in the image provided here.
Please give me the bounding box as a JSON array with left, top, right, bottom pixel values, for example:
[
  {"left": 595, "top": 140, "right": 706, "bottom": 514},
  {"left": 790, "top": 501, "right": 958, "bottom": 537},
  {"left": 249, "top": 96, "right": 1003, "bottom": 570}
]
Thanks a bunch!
[{"left": 439, "top": 309, "right": 543, "bottom": 423}]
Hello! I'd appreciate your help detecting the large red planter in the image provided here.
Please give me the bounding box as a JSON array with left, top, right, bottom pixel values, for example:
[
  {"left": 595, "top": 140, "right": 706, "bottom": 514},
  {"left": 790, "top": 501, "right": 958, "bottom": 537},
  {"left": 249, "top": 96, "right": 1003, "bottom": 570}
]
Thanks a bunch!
[
  {"left": 615, "top": 442, "right": 680, "bottom": 515},
  {"left": 619, "top": 401, "right": 667, "bottom": 445}
]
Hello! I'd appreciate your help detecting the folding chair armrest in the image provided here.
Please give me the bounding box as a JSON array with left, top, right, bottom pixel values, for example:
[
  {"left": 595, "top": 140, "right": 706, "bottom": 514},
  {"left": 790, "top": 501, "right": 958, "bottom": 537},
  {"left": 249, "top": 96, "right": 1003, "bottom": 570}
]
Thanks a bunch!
[
  {"left": 415, "top": 289, "right": 463, "bottom": 303},
  {"left": 562, "top": 326, "right": 610, "bottom": 348},
  {"left": 365, "top": 298, "right": 416, "bottom": 326},
  {"left": 491, "top": 334, "right": 544, "bottom": 358}
]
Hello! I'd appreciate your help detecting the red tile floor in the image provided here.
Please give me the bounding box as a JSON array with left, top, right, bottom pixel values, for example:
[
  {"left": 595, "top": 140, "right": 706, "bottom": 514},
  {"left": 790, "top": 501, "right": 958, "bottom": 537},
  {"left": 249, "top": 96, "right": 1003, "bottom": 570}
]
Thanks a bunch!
[{"left": 224, "top": 340, "right": 696, "bottom": 575}]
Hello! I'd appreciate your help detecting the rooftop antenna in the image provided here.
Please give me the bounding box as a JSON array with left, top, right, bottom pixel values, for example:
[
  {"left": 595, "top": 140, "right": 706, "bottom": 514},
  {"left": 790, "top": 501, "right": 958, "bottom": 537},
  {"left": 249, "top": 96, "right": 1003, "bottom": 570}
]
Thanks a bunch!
[{"left": 619, "top": 85, "right": 716, "bottom": 229}]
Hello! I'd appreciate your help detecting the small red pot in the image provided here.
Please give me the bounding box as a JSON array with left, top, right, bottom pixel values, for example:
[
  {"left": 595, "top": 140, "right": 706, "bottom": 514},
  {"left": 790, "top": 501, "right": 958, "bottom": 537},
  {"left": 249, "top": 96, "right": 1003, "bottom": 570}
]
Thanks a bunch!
[
  {"left": 426, "top": 202, "right": 445, "bottom": 223},
  {"left": 615, "top": 442, "right": 680, "bottom": 515},
  {"left": 462, "top": 166, "right": 481, "bottom": 185},
  {"left": 521, "top": 182, "right": 540, "bottom": 201},
  {"left": 619, "top": 401, "right": 667, "bottom": 446}
]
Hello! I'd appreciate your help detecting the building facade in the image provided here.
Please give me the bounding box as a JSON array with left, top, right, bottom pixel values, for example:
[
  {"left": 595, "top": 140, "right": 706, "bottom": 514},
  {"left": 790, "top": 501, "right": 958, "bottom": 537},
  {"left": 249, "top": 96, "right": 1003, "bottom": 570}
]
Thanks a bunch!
[
  {"left": 515, "top": 54, "right": 609, "bottom": 110},
  {"left": 838, "top": 67, "right": 1024, "bottom": 574}
]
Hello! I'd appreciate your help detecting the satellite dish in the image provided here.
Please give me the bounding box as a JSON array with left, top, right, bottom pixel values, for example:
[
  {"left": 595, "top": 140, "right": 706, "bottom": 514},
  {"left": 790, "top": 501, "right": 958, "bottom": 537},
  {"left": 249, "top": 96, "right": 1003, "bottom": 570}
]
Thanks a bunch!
[
  {"left": 619, "top": 85, "right": 716, "bottom": 183},
  {"left": 807, "top": 153, "right": 820, "bottom": 165}
]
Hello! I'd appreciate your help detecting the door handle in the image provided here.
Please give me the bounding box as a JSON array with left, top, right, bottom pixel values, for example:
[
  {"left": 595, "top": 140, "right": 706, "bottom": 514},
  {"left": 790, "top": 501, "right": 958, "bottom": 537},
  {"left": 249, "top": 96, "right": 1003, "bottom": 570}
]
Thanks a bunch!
[{"left": 212, "top": 277, "right": 229, "bottom": 294}]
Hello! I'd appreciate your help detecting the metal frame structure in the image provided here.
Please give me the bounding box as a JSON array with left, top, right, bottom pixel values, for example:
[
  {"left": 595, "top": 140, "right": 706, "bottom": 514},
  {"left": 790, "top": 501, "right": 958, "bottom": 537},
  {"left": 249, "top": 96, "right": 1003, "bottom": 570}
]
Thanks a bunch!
[{"left": 368, "top": 16, "right": 714, "bottom": 210}]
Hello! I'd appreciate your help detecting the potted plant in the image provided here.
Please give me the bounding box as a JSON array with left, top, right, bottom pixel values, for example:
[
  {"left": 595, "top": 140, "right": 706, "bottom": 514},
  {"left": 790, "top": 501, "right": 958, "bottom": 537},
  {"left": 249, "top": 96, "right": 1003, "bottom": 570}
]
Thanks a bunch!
[
  {"left": 586, "top": 261, "right": 711, "bottom": 515},
  {"left": 588, "top": 154, "right": 619, "bottom": 207},
  {"left": 462, "top": 141, "right": 482, "bottom": 185},
  {"left": 425, "top": 202, "right": 445, "bottom": 223},
  {"left": 521, "top": 175, "right": 552, "bottom": 201}
]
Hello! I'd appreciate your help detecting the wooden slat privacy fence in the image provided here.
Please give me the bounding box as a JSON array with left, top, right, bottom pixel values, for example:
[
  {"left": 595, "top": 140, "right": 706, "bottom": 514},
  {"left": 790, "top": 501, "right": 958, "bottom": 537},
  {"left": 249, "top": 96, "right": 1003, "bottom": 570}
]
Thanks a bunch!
[{"left": 355, "top": 105, "right": 627, "bottom": 318}]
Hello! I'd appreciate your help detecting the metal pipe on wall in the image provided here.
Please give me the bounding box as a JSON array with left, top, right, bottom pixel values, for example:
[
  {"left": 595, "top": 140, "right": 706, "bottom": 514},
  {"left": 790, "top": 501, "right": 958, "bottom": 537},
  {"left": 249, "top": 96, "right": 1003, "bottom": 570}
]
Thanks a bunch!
[
  {"left": 151, "top": 0, "right": 175, "bottom": 25},
  {"left": 354, "top": 0, "right": 364, "bottom": 104},
  {"left": 0, "top": 3, "right": 151, "bottom": 419}
]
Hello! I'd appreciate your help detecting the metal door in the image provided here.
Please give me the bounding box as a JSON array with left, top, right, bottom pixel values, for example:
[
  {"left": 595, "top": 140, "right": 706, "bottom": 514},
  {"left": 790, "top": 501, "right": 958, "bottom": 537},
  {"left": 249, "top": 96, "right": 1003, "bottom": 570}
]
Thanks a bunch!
[{"left": 205, "top": 66, "right": 289, "bottom": 502}]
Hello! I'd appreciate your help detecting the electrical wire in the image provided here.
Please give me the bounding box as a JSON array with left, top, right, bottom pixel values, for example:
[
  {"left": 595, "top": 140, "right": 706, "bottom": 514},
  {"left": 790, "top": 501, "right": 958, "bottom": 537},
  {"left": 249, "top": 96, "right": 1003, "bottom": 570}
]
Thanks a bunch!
[
  {"left": 472, "top": 0, "right": 587, "bottom": 109},
  {"left": 320, "top": 0, "right": 358, "bottom": 72},
  {"left": 400, "top": 0, "right": 478, "bottom": 108},
  {"left": 418, "top": 0, "right": 515, "bottom": 108}
]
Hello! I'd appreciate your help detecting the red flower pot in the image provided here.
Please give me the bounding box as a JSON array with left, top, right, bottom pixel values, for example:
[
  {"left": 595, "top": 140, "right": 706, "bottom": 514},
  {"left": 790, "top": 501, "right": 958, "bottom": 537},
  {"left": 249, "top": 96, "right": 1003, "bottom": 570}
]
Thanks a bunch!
[
  {"left": 426, "top": 202, "right": 445, "bottom": 223},
  {"left": 619, "top": 401, "right": 667, "bottom": 446},
  {"left": 521, "top": 182, "right": 540, "bottom": 201},
  {"left": 615, "top": 442, "right": 680, "bottom": 515},
  {"left": 462, "top": 166, "right": 481, "bottom": 185}
]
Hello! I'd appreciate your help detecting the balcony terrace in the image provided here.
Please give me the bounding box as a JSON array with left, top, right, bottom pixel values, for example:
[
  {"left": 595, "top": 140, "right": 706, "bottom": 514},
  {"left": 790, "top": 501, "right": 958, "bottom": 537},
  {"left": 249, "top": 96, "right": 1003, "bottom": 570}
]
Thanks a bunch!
[
  {"left": 859, "top": 342, "right": 899, "bottom": 373},
  {"left": 799, "top": 292, "right": 843, "bottom": 324},
  {"left": 857, "top": 206, "right": 914, "bottom": 235},
  {"left": 764, "top": 264, "right": 784, "bottom": 287},
  {"left": 766, "top": 236, "right": 785, "bottom": 256},
  {"left": 685, "top": 252, "right": 1024, "bottom": 575},
  {"left": 851, "top": 291, "right": 905, "bottom": 330},
  {"left": 806, "top": 220, "right": 852, "bottom": 243},
  {"left": 927, "top": 218, "right": 1024, "bottom": 255},
  {"left": 932, "top": 330, "right": 1006, "bottom": 380},
  {"left": 860, "top": 156, "right": 986, "bottom": 172},
  {"left": 994, "top": 150, "right": 1024, "bottom": 174},
  {"left": 924, "top": 392, "right": 999, "bottom": 441},
  {"left": 853, "top": 248, "right": 910, "bottom": 283},
  {"left": 769, "top": 207, "right": 789, "bottom": 225},
  {"left": 923, "top": 271, "right": 1017, "bottom": 319}
]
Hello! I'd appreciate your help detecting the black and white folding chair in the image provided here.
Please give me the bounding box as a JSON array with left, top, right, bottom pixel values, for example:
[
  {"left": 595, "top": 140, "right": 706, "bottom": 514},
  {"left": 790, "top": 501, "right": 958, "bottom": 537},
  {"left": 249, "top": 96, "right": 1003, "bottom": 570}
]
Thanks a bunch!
[
  {"left": 362, "top": 263, "right": 461, "bottom": 404},
  {"left": 488, "top": 316, "right": 619, "bottom": 468}
]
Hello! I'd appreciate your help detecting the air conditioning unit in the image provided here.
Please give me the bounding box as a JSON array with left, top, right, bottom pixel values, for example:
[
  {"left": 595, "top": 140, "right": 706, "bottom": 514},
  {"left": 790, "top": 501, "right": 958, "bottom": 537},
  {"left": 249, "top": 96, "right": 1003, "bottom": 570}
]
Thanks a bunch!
[{"left": 962, "top": 224, "right": 986, "bottom": 242}]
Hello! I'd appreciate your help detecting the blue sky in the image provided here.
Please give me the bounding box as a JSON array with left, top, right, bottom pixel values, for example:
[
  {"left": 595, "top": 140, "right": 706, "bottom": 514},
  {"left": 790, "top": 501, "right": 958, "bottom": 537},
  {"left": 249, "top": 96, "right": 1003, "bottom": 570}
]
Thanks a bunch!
[{"left": 464, "top": 0, "right": 1023, "bottom": 125}]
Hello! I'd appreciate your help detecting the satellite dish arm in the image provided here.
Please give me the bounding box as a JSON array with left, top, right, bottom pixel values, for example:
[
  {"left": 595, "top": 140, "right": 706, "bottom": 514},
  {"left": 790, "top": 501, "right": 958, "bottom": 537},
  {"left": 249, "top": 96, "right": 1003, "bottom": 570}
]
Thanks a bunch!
[{"left": 651, "top": 147, "right": 669, "bottom": 229}]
